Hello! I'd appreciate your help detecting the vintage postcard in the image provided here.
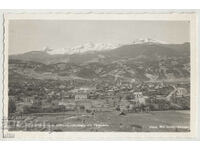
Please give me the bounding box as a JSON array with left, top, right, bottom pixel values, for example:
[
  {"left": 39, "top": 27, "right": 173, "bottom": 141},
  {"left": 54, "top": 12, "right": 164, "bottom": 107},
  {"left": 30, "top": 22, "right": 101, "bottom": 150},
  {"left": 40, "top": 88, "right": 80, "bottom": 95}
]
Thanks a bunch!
[{"left": 1, "top": 12, "right": 199, "bottom": 140}]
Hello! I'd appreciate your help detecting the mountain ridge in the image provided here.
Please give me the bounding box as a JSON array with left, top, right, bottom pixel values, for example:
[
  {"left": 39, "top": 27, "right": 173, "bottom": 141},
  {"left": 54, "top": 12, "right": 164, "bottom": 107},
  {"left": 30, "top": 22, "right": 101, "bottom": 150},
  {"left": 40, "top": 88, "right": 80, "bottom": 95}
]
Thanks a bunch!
[{"left": 9, "top": 41, "right": 190, "bottom": 65}]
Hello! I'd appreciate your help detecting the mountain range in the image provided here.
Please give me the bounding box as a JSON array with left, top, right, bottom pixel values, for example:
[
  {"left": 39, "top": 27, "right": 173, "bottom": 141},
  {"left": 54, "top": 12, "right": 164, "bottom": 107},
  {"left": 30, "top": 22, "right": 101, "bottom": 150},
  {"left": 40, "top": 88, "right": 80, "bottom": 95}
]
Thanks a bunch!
[
  {"left": 9, "top": 38, "right": 190, "bottom": 83},
  {"left": 10, "top": 38, "right": 190, "bottom": 65}
]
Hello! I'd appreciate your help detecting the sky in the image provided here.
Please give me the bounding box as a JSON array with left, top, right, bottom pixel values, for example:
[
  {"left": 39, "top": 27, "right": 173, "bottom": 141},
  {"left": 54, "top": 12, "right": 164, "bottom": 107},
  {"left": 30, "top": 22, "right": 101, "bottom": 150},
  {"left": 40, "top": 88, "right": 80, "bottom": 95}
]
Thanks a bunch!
[{"left": 8, "top": 20, "right": 190, "bottom": 54}]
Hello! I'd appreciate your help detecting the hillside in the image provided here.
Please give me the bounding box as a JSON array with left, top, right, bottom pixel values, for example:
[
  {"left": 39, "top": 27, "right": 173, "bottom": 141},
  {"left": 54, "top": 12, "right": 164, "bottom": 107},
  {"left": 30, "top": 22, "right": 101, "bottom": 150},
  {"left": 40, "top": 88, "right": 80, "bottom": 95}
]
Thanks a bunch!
[
  {"left": 9, "top": 42, "right": 190, "bottom": 65},
  {"left": 8, "top": 41, "right": 191, "bottom": 115}
]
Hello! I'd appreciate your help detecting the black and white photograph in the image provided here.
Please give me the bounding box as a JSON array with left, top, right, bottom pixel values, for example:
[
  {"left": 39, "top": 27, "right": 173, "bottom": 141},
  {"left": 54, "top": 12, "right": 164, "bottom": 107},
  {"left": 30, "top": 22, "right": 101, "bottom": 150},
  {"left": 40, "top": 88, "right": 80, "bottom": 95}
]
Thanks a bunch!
[{"left": 2, "top": 13, "right": 198, "bottom": 139}]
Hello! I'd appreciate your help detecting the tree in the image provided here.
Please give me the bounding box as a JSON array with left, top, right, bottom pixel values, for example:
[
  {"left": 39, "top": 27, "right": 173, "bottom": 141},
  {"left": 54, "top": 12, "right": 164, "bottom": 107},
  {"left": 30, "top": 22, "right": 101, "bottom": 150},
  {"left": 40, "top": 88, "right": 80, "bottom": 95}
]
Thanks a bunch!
[{"left": 8, "top": 100, "right": 16, "bottom": 114}]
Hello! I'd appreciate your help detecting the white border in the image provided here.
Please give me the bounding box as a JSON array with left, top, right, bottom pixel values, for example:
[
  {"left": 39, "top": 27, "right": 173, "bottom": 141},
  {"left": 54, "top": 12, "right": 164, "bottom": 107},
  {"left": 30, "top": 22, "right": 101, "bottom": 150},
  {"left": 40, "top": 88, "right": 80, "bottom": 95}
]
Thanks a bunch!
[{"left": 2, "top": 12, "right": 199, "bottom": 140}]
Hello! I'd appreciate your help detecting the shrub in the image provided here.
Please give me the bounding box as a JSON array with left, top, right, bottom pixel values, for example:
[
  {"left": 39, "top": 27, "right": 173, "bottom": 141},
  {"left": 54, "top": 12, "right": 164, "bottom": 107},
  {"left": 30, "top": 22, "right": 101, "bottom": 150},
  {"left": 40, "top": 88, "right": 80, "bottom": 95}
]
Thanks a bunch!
[{"left": 8, "top": 100, "right": 16, "bottom": 114}]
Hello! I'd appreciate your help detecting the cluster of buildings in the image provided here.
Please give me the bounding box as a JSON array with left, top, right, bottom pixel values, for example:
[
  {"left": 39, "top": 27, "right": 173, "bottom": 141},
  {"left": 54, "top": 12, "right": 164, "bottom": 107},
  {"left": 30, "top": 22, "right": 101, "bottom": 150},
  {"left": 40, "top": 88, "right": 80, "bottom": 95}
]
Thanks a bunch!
[
  {"left": 9, "top": 75, "right": 190, "bottom": 114},
  {"left": 57, "top": 87, "right": 150, "bottom": 112}
]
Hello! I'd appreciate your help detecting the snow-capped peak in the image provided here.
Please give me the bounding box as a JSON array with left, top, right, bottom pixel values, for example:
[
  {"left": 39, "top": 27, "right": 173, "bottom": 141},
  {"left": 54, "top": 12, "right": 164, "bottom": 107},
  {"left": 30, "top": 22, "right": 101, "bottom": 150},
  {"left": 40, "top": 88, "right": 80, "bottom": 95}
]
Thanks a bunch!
[
  {"left": 132, "top": 38, "right": 168, "bottom": 44},
  {"left": 72, "top": 42, "right": 119, "bottom": 53},
  {"left": 44, "top": 38, "right": 169, "bottom": 55},
  {"left": 46, "top": 42, "right": 120, "bottom": 55}
]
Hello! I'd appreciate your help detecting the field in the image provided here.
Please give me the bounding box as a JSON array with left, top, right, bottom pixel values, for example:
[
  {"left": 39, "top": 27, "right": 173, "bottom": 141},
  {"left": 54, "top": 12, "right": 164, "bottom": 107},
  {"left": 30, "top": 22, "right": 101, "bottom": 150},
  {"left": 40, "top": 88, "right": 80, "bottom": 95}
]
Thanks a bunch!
[{"left": 9, "top": 110, "right": 190, "bottom": 132}]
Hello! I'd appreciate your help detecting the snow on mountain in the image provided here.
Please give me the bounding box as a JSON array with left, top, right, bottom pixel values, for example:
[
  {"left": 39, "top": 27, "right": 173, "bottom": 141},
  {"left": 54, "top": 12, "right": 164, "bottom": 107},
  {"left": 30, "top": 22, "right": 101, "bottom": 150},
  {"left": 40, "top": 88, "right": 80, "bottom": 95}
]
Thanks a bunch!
[
  {"left": 45, "top": 42, "right": 120, "bottom": 55},
  {"left": 131, "top": 38, "right": 168, "bottom": 45},
  {"left": 70, "top": 42, "right": 120, "bottom": 53},
  {"left": 44, "top": 38, "right": 169, "bottom": 55}
]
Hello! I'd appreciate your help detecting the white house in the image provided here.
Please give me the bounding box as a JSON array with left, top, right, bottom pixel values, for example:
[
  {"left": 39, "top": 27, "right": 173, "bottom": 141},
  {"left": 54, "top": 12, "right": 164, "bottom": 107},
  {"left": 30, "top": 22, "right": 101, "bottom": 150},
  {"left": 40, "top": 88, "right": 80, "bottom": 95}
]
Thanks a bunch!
[
  {"left": 133, "top": 92, "right": 146, "bottom": 105},
  {"left": 75, "top": 93, "right": 87, "bottom": 101},
  {"left": 176, "top": 88, "right": 188, "bottom": 97}
]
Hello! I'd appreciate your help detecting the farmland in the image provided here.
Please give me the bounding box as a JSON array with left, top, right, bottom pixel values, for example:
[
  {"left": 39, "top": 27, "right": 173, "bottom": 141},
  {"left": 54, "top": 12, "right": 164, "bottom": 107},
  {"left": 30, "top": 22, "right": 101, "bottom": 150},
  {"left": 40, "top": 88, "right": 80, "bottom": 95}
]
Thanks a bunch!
[{"left": 8, "top": 110, "right": 190, "bottom": 132}]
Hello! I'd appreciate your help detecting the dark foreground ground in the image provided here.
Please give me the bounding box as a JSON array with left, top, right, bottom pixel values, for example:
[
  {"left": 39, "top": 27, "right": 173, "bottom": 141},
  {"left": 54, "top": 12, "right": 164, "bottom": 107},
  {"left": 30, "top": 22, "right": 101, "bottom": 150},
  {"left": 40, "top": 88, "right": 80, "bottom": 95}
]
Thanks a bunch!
[{"left": 8, "top": 110, "right": 190, "bottom": 132}]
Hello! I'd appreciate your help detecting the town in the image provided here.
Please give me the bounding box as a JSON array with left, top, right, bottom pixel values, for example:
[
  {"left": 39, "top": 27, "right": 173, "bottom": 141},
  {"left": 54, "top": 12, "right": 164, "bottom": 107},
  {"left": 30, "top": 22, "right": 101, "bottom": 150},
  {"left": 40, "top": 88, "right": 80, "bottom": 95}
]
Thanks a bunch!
[{"left": 8, "top": 76, "right": 190, "bottom": 116}]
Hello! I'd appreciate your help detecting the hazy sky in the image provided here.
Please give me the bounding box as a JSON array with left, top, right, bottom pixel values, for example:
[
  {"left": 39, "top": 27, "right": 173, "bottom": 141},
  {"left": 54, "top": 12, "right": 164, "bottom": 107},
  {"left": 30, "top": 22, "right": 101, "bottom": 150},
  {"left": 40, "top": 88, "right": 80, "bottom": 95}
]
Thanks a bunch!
[{"left": 9, "top": 20, "right": 190, "bottom": 54}]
